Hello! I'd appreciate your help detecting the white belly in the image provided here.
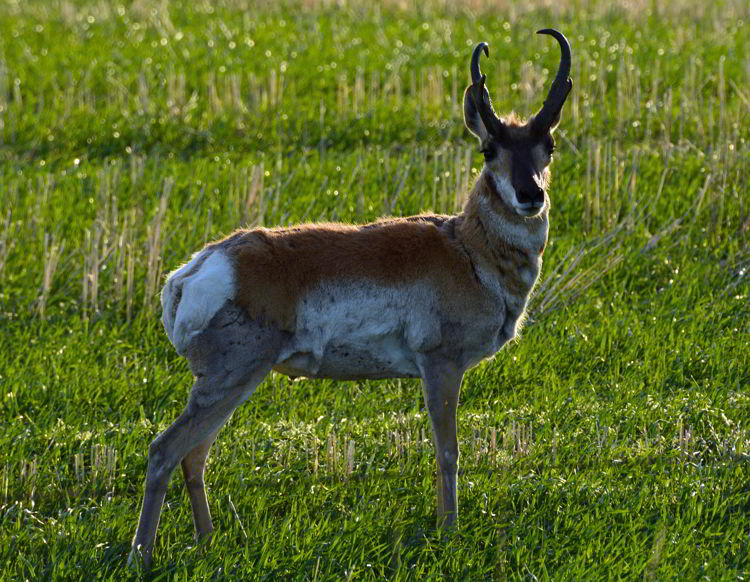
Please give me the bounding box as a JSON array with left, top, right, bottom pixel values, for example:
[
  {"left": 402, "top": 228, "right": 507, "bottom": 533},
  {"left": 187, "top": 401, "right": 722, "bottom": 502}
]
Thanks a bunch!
[{"left": 274, "top": 280, "right": 441, "bottom": 379}]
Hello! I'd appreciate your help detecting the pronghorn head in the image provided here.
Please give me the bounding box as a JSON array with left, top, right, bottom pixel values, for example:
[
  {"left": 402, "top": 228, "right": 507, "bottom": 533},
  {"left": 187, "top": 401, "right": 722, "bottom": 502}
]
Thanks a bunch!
[{"left": 464, "top": 29, "right": 572, "bottom": 217}]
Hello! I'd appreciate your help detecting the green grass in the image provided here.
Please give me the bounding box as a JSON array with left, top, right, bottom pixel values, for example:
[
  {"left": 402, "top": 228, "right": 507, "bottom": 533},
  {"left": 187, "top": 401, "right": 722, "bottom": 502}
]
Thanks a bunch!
[{"left": 1, "top": 0, "right": 749, "bottom": 580}]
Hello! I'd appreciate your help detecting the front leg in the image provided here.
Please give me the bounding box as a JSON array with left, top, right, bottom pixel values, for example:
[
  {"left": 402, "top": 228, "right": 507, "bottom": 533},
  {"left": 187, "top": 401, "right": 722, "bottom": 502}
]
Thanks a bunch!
[{"left": 420, "top": 358, "right": 464, "bottom": 528}]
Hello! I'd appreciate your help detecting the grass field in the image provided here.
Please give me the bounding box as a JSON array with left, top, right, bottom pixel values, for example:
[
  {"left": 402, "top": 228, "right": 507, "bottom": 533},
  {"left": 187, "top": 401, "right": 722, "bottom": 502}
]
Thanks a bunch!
[{"left": 1, "top": 0, "right": 749, "bottom": 579}]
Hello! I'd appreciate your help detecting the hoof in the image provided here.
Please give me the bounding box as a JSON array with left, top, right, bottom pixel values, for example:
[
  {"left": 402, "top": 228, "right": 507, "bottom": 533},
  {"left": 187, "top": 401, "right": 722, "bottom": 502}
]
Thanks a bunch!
[{"left": 127, "top": 545, "right": 151, "bottom": 572}]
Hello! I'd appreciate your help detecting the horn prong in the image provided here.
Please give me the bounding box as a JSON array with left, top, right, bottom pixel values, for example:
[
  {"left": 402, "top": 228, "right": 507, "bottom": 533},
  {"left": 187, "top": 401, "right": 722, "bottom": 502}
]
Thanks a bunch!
[{"left": 469, "top": 43, "right": 507, "bottom": 141}]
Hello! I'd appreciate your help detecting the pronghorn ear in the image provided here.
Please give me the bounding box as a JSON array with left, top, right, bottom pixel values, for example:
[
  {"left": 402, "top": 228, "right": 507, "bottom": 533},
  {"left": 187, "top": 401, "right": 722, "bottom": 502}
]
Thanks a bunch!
[{"left": 463, "top": 86, "right": 490, "bottom": 142}]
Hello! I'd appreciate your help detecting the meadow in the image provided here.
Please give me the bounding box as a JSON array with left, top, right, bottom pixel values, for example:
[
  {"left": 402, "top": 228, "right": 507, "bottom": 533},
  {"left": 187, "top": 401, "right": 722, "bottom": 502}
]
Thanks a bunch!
[{"left": 1, "top": 0, "right": 749, "bottom": 579}]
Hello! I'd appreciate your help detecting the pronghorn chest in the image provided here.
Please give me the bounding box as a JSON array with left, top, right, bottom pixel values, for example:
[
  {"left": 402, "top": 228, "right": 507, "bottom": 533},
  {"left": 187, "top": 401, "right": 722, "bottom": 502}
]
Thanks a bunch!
[{"left": 462, "top": 239, "right": 545, "bottom": 368}]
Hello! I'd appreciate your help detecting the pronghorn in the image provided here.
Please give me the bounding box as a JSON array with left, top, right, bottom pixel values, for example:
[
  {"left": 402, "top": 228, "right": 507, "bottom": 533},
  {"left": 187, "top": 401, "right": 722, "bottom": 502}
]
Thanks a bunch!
[{"left": 129, "top": 29, "right": 572, "bottom": 568}]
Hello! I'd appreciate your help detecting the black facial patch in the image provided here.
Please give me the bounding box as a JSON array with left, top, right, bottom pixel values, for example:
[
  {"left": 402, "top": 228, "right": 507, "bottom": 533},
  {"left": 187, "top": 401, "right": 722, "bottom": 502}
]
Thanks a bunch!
[
  {"left": 510, "top": 144, "right": 546, "bottom": 206},
  {"left": 545, "top": 135, "right": 556, "bottom": 155},
  {"left": 481, "top": 140, "right": 498, "bottom": 161}
]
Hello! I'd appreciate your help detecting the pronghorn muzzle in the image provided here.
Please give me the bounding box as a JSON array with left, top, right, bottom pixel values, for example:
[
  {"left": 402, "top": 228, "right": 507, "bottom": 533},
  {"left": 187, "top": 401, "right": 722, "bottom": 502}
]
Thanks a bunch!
[{"left": 512, "top": 154, "right": 545, "bottom": 210}]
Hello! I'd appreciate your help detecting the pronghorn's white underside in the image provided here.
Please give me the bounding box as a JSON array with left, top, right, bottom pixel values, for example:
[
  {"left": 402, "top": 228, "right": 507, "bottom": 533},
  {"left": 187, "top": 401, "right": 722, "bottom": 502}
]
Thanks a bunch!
[
  {"left": 274, "top": 280, "right": 441, "bottom": 379},
  {"left": 163, "top": 252, "right": 445, "bottom": 379}
]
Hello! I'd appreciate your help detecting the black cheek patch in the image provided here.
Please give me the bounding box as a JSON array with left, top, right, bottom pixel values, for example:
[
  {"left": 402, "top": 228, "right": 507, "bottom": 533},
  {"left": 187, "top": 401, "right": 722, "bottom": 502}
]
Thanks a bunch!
[{"left": 482, "top": 143, "right": 498, "bottom": 161}]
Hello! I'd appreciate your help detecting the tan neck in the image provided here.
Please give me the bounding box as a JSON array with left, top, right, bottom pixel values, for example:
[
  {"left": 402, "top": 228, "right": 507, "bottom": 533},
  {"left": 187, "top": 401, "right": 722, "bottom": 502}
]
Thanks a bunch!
[{"left": 456, "top": 172, "right": 549, "bottom": 265}]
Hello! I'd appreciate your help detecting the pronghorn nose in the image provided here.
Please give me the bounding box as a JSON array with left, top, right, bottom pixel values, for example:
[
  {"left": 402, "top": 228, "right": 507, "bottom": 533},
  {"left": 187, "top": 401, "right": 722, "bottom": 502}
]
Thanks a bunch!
[{"left": 517, "top": 183, "right": 544, "bottom": 205}]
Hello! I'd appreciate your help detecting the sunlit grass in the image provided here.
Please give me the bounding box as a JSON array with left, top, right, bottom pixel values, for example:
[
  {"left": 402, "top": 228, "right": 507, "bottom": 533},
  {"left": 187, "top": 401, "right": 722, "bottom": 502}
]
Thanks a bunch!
[{"left": 1, "top": 0, "right": 749, "bottom": 580}]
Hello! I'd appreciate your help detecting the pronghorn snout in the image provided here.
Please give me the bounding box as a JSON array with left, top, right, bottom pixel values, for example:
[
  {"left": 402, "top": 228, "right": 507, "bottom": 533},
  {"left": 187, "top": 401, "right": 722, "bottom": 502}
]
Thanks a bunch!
[
  {"left": 515, "top": 181, "right": 545, "bottom": 206},
  {"left": 512, "top": 166, "right": 545, "bottom": 215},
  {"left": 514, "top": 198, "right": 545, "bottom": 217}
]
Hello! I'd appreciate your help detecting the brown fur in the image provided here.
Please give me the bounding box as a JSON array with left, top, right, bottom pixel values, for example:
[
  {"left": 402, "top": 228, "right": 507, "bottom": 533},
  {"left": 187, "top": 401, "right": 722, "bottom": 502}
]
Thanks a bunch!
[
  {"left": 211, "top": 216, "right": 480, "bottom": 331},
  {"left": 210, "top": 169, "right": 546, "bottom": 333}
]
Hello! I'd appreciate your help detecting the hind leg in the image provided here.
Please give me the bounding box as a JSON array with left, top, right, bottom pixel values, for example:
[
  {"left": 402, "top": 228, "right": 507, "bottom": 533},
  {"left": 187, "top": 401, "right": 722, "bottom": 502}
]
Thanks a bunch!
[
  {"left": 128, "top": 368, "right": 268, "bottom": 569},
  {"left": 181, "top": 426, "right": 222, "bottom": 542},
  {"left": 128, "top": 303, "right": 284, "bottom": 569}
]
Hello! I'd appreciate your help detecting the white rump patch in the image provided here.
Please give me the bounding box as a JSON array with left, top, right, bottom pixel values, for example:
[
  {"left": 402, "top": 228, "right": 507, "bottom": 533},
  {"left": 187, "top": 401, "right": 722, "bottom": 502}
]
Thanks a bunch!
[{"left": 161, "top": 250, "right": 235, "bottom": 355}]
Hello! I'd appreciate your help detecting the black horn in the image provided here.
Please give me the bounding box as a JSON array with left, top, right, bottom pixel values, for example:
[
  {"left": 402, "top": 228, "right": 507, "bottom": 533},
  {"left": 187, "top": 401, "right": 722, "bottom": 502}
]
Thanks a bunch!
[
  {"left": 471, "top": 42, "right": 489, "bottom": 83},
  {"left": 469, "top": 43, "right": 507, "bottom": 140},
  {"left": 531, "top": 28, "right": 572, "bottom": 135}
]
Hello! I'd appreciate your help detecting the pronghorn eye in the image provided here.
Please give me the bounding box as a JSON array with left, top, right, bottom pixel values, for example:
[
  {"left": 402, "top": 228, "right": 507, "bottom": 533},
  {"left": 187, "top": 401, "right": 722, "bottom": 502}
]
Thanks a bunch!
[{"left": 480, "top": 145, "right": 496, "bottom": 159}]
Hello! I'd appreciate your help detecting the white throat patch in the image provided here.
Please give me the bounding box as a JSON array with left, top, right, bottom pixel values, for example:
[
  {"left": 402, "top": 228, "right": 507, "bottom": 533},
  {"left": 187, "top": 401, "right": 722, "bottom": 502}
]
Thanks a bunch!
[{"left": 476, "top": 188, "right": 548, "bottom": 253}]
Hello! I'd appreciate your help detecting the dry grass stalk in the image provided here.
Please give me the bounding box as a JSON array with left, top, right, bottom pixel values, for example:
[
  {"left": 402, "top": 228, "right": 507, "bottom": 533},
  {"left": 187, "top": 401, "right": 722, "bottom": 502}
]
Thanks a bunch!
[
  {"left": 114, "top": 211, "right": 133, "bottom": 305},
  {"left": 677, "top": 422, "right": 693, "bottom": 459},
  {"left": 82, "top": 224, "right": 102, "bottom": 318},
  {"left": 126, "top": 237, "right": 135, "bottom": 323},
  {"left": 202, "top": 207, "right": 213, "bottom": 248},
  {"left": 91, "top": 444, "right": 117, "bottom": 490},
  {"left": 347, "top": 439, "right": 355, "bottom": 475},
  {"left": 644, "top": 525, "right": 668, "bottom": 581},
  {"left": 129, "top": 155, "right": 145, "bottom": 187},
  {"left": 138, "top": 71, "right": 149, "bottom": 115},
  {"left": 167, "top": 69, "right": 186, "bottom": 114},
  {"left": 552, "top": 429, "right": 558, "bottom": 465},
  {"left": 228, "top": 495, "right": 248, "bottom": 540},
  {"left": 327, "top": 431, "right": 337, "bottom": 475},
  {"left": 0, "top": 59, "right": 7, "bottom": 113},
  {"left": 2, "top": 463, "right": 8, "bottom": 503},
  {"left": 74, "top": 452, "right": 85, "bottom": 485},
  {"left": 31, "top": 175, "right": 52, "bottom": 238},
  {"left": 144, "top": 177, "right": 173, "bottom": 312},
  {"left": 246, "top": 163, "right": 265, "bottom": 226},
  {"left": 207, "top": 72, "right": 221, "bottom": 115},
  {"left": 389, "top": 163, "right": 411, "bottom": 213},
  {"left": 0, "top": 208, "right": 15, "bottom": 281},
  {"left": 508, "top": 421, "right": 533, "bottom": 456},
  {"left": 354, "top": 68, "right": 365, "bottom": 116},
  {"left": 39, "top": 232, "right": 64, "bottom": 320},
  {"left": 20, "top": 458, "right": 38, "bottom": 502}
]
